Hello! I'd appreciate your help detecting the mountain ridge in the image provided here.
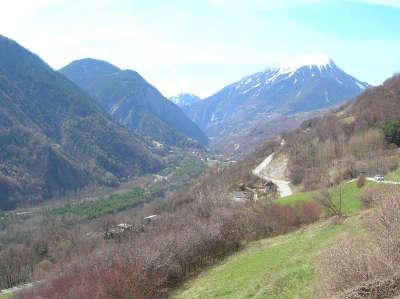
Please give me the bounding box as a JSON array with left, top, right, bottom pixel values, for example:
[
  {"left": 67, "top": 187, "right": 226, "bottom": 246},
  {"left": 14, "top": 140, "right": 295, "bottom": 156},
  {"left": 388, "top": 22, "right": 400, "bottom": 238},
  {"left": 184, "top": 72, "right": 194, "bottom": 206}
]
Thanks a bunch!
[
  {"left": 60, "top": 59, "right": 209, "bottom": 147},
  {"left": 0, "top": 35, "right": 161, "bottom": 209},
  {"left": 169, "top": 93, "right": 201, "bottom": 108},
  {"left": 185, "top": 55, "right": 369, "bottom": 142}
]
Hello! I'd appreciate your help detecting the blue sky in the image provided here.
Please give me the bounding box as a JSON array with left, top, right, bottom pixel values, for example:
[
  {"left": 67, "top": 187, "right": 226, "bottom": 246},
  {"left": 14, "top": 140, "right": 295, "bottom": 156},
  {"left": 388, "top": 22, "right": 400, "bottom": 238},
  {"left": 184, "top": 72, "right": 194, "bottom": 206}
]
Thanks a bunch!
[{"left": 0, "top": 0, "right": 399, "bottom": 97}]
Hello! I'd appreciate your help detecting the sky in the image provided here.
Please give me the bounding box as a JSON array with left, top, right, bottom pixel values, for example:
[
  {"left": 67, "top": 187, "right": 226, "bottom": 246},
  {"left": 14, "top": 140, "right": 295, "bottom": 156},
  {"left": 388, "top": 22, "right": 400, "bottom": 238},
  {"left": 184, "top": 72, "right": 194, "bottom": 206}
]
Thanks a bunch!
[{"left": 0, "top": 0, "right": 399, "bottom": 98}]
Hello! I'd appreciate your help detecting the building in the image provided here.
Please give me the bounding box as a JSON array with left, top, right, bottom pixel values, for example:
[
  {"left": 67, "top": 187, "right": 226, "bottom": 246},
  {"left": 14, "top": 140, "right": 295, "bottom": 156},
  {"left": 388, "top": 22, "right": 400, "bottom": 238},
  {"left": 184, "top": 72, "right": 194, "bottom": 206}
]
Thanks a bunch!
[
  {"left": 105, "top": 222, "right": 133, "bottom": 239},
  {"left": 116, "top": 223, "right": 133, "bottom": 230},
  {"left": 232, "top": 191, "right": 253, "bottom": 202},
  {"left": 143, "top": 214, "right": 159, "bottom": 224}
]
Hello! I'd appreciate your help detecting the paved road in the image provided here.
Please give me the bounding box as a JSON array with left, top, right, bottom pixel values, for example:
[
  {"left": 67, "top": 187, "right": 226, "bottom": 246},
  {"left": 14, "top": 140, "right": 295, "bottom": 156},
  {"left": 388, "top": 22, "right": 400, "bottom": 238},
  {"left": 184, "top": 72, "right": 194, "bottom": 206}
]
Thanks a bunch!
[
  {"left": 365, "top": 177, "right": 400, "bottom": 185},
  {"left": 253, "top": 153, "right": 293, "bottom": 198}
]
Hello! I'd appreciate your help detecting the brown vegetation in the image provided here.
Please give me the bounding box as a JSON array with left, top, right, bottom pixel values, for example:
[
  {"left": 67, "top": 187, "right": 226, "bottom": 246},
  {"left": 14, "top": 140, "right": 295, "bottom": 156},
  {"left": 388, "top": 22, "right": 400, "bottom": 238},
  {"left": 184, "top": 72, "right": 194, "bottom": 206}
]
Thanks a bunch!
[
  {"left": 283, "top": 76, "right": 400, "bottom": 191},
  {"left": 317, "top": 185, "right": 400, "bottom": 298},
  {"left": 356, "top": 176, "right": 366, "bottom": 188},
  {"left": 10, "top": 149, "right": 321, "bottom": 298}
]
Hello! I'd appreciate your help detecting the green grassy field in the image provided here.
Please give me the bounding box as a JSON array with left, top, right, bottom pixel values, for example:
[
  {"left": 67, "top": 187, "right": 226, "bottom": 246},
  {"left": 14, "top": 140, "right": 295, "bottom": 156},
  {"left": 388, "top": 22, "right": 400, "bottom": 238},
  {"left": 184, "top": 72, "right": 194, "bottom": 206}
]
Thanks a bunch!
[
  {"left": 48, "top": 155, "right": 207, "bottom": 220},
  {"left": 275, "top": 181, "right": 365, "bottom": 215},
  {"left": 49, "top": 187, "right": 149, "bottom": 219},
  {"left": 172, "top": 216, "right": 361, "bottom": 299},
  {"left": 0, "top": 293, "right": 12, "bottom": 299}
]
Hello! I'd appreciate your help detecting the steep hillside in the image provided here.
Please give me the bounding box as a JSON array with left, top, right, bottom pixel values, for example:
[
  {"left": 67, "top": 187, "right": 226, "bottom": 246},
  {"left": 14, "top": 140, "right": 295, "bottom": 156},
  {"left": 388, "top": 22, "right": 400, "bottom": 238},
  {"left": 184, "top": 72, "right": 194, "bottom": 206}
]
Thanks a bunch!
[
  {"left": 60, "top": 59, "right": 208, "bottom": 147},
  {"left": 0, "top": 35, "right": 161, "bottom": 209},
  {"left": 173, "top": 215, "right": 361, "bottom": 299},
  {"left": 257, "top": 74, "right": 400, "bottom": 191},
  {"left": 186, "top": 55, "right": 368, "bottom": 146},
  {"left": 211, "top": 108, "right": 328, "bottom": 157}
]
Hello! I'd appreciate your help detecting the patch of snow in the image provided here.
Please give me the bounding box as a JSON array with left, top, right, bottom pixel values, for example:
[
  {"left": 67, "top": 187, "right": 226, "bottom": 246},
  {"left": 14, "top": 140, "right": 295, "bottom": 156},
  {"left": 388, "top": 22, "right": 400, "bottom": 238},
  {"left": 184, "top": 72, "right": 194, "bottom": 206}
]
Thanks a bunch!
[
  {"left": 244, "top": 77, "right": 253, "bottom": 84},
  {"left": 335, "top": 77, "right": 343, "bottom": 85},
  {"left": 262, "top": 54, "right": 334, "bottom": 85},
  {"left": 271, "top": 54, "right": 334, "bottom": 80},
  {"left": 210, "top": 113, "right": 216, "bottom": 122},
  {"left": 110, "top": 101, "right": 123, "bottom": 114},
  {"left": 356, "top": 81, "right": 367, "bottom": 90},
  {"left": 279, "top": 54, "right": 333, "bottom": 73},
  {"left": 325, "top": 90, "right": 330, "bottom": 103}
]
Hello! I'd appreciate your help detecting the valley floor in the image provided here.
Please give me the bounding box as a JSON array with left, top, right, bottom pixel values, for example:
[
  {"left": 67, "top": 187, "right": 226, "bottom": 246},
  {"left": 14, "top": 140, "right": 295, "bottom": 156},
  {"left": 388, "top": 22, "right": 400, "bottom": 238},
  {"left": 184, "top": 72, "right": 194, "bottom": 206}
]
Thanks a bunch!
[{"left": 172, "top": 215, "right": 362, "bottom": 299}]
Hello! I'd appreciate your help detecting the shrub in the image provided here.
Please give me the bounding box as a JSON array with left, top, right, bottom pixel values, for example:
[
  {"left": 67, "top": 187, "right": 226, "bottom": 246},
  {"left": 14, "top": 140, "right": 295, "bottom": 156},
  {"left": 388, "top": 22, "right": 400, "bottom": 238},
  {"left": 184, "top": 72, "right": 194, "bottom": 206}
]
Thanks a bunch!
[
  {"left": 17, "top": 199, "right": 322, "bottom": 299},
  {"left": 317, "top": 188, "right": 400, "bottom": 297},
  {"left": 356, "top": 176, "right": 366, "bottom": 188},
  {"left": 17, "top": 259, "right": 166, "bottom": 299},
  {"left": 382, "top": 117, "right": 400, "bottom": 146}
]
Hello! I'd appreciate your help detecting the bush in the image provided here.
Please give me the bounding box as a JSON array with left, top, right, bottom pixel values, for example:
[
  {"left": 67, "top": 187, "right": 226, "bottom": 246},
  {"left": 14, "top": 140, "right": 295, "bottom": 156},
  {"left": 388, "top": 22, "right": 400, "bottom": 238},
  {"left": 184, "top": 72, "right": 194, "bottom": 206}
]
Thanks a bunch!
[
  {"left": 359, "top": 184, "right": 397, "bottom": 207},
  {"left": 17, "top": 199, "right": 322, "bottom": 299},
  {"left": 382, "top": 117, "right": 400, "bottom": 146},
  {"left": 356, "top": 176, "right": 366, "bottom": 188},
  {"left": 17, "top": 259, "right": 166, "bottom": 299},
  {"left": 317, "top": 188, "right": 400, "bottom": 297}
]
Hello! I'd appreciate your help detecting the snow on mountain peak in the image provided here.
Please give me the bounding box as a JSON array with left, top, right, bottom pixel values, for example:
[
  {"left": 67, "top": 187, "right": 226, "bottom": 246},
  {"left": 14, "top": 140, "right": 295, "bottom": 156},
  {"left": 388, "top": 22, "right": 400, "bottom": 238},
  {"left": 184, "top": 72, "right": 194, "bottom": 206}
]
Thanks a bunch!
[
  {"left": 169, "top": 93, "right": 201, "bottom": 107},
  {"left": 278, "top": 54, "right": 334, "bottom": 74}
]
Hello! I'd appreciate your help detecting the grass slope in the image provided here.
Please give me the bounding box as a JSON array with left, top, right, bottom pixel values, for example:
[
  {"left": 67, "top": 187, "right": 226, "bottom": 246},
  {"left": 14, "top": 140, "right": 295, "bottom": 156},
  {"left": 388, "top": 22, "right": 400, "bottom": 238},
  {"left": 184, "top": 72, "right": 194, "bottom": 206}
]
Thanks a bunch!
[
  {"left": 0, "top": 293, "right": 12, "bottom": 299},
  {"left": 173, "top": 183, "right": 366, "bottom": 298},
  {"left": 275, "top": 181, "right": 365, "bottom": 215},
  {"left": 173, "top": 216, "right": 361, "bottom": 299}
]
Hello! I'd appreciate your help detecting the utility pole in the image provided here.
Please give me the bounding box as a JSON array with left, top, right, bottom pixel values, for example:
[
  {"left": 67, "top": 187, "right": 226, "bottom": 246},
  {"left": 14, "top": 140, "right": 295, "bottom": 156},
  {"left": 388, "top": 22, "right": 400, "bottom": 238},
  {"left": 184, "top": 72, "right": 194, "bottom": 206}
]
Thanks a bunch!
[{"left": 338, "top": 182, "right": 342, "bottom": 217}]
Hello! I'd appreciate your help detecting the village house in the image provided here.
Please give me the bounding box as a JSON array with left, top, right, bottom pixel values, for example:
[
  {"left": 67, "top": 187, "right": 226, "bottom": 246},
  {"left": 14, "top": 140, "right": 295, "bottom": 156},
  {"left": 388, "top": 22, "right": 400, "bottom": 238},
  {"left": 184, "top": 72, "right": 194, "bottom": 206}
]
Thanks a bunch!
[
  {"left": 105, "top": 222, "right": 133, "bottom": 239},
  {"left": 232, "top": 191, "right": 253, "bottom": 202},
  {"left": 143, "top": 214, "right": 159, "bottom": 224}
]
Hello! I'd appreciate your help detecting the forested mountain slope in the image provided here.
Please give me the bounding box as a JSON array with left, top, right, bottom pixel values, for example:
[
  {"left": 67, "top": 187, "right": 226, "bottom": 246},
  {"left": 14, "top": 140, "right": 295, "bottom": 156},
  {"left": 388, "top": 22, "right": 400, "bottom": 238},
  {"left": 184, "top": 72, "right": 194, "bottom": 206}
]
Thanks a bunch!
[
  {"left": 0, "top": 35, "right": 161, "bottom": 209},
  {"left": 61, "top": 59, "right": 208, "bottom": 147}
]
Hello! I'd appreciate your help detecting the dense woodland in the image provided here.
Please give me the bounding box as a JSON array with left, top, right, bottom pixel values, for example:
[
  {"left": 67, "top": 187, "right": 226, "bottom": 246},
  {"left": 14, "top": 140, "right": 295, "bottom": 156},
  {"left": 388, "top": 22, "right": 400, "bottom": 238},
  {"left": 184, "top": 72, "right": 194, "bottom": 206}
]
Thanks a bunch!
[
  {"left": 0, "top": 36, "right": 161, "bottom": 209},
  {"left": 60, "top": 59, "right": 208, "bottom": 147}
]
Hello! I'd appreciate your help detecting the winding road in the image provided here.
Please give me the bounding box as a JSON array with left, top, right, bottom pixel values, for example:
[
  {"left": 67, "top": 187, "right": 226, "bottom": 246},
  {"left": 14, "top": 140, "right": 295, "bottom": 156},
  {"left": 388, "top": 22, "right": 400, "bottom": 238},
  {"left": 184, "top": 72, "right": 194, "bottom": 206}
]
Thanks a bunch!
[{"left": 252, "top": 153, "right": 293, "bottom": 198}]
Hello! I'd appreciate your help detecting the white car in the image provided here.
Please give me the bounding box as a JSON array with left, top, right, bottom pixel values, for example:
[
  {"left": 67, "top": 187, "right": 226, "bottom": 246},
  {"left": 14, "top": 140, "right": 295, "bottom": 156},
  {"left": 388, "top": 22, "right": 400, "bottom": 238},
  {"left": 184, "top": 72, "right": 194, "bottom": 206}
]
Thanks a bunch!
[{"left": 374, "top": 175, "right": 384, "bottom": 182}]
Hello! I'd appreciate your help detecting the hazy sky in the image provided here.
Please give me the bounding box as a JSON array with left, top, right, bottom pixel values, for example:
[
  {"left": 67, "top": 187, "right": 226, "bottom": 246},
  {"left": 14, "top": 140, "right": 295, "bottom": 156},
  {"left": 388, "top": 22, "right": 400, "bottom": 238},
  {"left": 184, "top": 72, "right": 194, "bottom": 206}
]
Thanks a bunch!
[{"left": 0, "top": 0, "right": 399, "bottom": 98}]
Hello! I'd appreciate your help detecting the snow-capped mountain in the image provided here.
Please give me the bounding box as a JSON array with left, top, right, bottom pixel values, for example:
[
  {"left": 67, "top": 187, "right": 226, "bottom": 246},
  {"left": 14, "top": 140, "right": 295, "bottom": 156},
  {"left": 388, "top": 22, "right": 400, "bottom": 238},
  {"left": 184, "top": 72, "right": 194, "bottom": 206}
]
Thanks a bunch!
[
  {"left": 169, "top": 93, "right": 201, "bottom": 108},
  {"left": 186, "top": 54, "right": 369, "bottom": 138}
]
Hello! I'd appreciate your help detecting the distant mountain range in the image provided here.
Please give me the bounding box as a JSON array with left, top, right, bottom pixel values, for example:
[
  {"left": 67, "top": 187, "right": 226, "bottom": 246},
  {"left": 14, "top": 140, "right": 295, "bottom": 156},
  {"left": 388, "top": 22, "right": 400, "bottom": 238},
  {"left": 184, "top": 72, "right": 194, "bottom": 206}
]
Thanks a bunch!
[
  {"left": 185, "top": 55, "right": 369, "bottom": 142},
  {"left": 61, "top": 59, "right": 208, "bottom": 147},
  {"left": 169, "top": 93, "right": 201, "bottom": 109},
  {"left": 0, "top": 36, "right": 161, "bottom": 209}
]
